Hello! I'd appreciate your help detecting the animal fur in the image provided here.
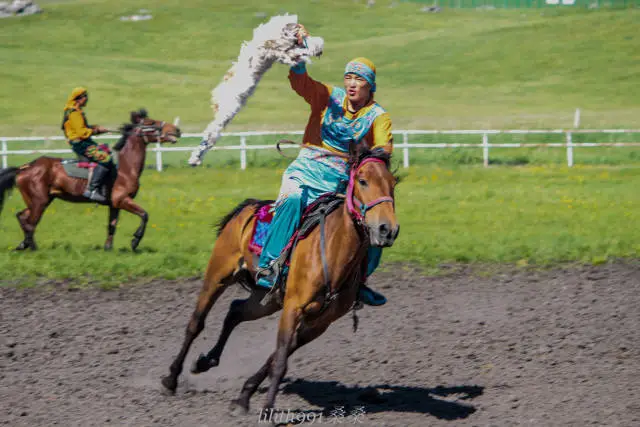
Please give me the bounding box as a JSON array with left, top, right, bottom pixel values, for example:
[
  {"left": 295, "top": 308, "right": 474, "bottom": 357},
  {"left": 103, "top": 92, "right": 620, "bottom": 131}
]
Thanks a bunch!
[{"left": 188, "top": 14, "right": 323, "bottom": 166}]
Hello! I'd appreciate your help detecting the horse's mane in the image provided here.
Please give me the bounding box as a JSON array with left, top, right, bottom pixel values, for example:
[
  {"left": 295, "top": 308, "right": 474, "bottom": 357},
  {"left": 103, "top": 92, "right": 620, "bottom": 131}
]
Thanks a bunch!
[
  {"left": 113, "top": 109, "right": 148, "bottom": 152},
  {"left": 349, "top": 145, "right": 402, "bottom": 183},
  {"left": 216, "top": 198, "right": 274, "bottom": 237},
  {"left": 349, "top": 146, "right": 392, "bottom": 169}
]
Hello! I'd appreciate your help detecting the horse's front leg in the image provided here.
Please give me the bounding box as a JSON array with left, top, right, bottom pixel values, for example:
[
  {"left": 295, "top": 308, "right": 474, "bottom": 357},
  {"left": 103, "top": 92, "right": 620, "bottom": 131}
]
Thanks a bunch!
[
  {"left": 231, "top": 319, "right": 329, "bottom": 416},
  {"left": 192, "top": 288, "right": 281, "bottom": 374},
  {"left": 263, "top": 302, "right": 302, "bottom": 411},
  {"left": 161, "top": 249, "right": 240, "bottom": 394},
  {"left": 115, "top": 196, "right": 148, "bottom": 251},
  {"left": 104, "top": 206, "right": 120, "bottom": 251}
]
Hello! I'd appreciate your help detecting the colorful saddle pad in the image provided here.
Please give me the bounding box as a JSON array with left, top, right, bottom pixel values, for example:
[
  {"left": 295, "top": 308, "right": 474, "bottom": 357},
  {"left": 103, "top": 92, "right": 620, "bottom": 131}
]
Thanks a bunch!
[
  {"left": 248, "top": 203, "right": 275, "bottom": 256},
  {"left": 247, "top": 194, "right": 345, "bottom": 259}
]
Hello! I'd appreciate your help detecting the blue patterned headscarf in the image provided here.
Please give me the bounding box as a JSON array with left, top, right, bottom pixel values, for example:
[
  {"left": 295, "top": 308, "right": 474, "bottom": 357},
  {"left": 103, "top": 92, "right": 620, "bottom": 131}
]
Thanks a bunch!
[{"left": 344, "top": 57, "right": 377, "bottom": 93}]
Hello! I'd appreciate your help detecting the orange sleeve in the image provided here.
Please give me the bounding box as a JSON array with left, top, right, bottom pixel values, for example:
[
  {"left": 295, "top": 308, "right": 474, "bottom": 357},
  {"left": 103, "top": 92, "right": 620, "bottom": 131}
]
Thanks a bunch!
[{"left": 288, "top": 65, "right": 331, "bottom": 111}]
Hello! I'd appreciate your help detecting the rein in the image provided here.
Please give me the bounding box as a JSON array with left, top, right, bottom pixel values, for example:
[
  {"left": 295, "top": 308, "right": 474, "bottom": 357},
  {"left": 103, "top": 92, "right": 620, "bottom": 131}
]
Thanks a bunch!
[
  {"left": 276, "top": 139, "right": 299, "bottom": 159},
  {"left": 317, "top": 156, "right": 394, "bottom": 317},
  {"left": 346, "top": 157, "right": 395, "bottom": 224}
]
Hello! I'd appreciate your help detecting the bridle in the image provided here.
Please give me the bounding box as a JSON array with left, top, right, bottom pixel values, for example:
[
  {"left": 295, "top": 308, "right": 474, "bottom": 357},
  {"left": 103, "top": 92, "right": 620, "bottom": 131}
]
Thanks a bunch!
[
  {"left": 134, "top": 120, "right": 165, "bottom": 144},
  {"left": 346, "top": 157, "right": 395, "bottom": 224}
]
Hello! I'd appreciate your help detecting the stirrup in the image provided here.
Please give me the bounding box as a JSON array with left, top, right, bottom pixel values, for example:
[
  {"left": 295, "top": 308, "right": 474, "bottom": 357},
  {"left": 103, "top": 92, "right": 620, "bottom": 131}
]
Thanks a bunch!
[
  {"left": 83, "top": 189, "right": 107, "bottom": 203},
  {"left": 255, "top": 259, "right": 282, "bottom": 286}
]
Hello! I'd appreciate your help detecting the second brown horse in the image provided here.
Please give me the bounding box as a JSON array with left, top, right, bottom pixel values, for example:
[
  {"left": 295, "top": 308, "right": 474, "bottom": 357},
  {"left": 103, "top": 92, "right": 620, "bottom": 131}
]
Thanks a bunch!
[
  {"left": 162, "top": 145, "right": 400, "bottom": 415},
  {"left": 0, "top": 109, "right": 181, "bottom": 251}
]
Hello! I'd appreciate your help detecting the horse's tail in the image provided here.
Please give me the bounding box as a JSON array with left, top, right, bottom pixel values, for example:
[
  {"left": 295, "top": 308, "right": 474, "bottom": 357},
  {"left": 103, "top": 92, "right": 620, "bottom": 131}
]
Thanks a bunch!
[
  {"left": 215, "top": 198, "right": 273, "bottom": 237},
  {"left": 0, "top": 167, "right": 20, "bottom": 216}
]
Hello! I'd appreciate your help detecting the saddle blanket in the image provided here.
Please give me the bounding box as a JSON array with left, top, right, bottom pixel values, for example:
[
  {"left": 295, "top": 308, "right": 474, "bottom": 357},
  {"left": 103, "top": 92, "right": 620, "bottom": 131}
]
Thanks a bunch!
[
  {"left": 61, "top": 144, "right": 113, "bottom": 180},
  {"left": 248, "top": 203, "right": 275, "bottom": 256},
  {"left": 247, "top": 194, "right": 344, "bottom": 258}
]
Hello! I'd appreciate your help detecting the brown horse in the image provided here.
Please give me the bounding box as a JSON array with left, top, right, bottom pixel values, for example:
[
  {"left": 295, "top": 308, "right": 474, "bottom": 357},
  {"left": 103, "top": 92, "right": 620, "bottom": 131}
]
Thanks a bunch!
[
  {"left": 161, "top": 145, "right": 400, "bottom": 415},
  {"left": 0, "top": 109, "right": 181, "bottom": 251}
]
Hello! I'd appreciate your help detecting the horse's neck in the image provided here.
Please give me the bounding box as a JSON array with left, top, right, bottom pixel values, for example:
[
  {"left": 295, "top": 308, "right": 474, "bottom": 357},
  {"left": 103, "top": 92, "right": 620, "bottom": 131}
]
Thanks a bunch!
[
  {"left": 118, "top": 137, "right": 147, "bottom": 178},
  {"left": 328, "top": 204, "right": 368, "bottom": 264}
]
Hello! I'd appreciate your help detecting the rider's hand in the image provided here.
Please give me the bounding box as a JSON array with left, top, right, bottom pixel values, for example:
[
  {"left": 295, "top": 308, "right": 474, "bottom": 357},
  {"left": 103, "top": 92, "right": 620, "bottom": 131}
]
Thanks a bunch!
[
  {"left": 93, "top": 126, "right": 108, "bottom": 134},
  {"left": 296, "top": 24, "right": 309, "bottom": 45}
]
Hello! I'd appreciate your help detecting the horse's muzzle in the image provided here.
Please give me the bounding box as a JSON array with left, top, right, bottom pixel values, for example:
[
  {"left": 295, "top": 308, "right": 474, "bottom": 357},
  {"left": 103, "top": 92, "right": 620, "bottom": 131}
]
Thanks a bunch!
[
  {"left": 163, "top": 132, "right": 180, "bottom": 143},
  {"left": 369, "top": 223, "right": 400, "bottom": 248}
]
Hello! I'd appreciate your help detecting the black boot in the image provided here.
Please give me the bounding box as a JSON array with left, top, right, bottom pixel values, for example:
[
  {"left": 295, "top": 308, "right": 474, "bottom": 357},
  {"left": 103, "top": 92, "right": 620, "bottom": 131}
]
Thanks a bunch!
[{"left": 83, "top": 164, "right": 110, "bottom": 203}]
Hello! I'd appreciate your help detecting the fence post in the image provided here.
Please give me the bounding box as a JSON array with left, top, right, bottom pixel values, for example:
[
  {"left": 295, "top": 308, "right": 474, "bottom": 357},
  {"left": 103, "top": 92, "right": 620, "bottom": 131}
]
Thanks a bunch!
[
  {"left": 482, "top": 133, "right": 489, "bottom": 168},
  {"left": 1, "top": 139, "right": 7, "bottom": 169},
  {"left": 155, "top": 142, "right": 163, "bottom": 172},
  {"left": 566, "top": 131, "right": 573, "bottom": 167},
  {"left": 402, "top": 132, "right": 409, "bottom": 168},
  {"left": 240, "top": 136, "right": 247, "bottom": 170}
]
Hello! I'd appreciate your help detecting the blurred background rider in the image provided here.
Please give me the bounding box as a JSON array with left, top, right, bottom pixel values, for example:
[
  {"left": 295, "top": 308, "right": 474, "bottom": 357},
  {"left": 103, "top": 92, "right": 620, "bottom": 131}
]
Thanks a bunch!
[{"left": 61, "top": 87, "right": 113, "bottom": 203}]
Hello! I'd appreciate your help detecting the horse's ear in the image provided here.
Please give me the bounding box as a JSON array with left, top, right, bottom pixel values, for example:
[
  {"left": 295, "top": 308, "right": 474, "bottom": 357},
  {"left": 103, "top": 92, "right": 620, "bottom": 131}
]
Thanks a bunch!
[
  {"left": 348, "top": 140, "right": 360, "bottom": 163},
  {"left": 130, "top": 109, "right": 148, "bottom": 124},
  {"left": 348, "top": 142, "right": 369, "bottom": 165}
]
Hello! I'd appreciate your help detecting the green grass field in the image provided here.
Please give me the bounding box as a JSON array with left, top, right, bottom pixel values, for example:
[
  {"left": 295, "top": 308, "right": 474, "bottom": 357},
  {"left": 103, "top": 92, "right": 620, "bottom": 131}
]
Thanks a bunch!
[
  {"left": 1, "top": 1, "right": 639, "bottom": 285},
  {"left": 2, "top": 165, "right": 640, "bottom": 286}
]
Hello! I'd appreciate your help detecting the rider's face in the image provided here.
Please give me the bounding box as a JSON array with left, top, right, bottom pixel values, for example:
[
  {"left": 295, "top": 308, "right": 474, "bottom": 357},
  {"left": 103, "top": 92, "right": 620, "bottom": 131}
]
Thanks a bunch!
[
  {"left": 344, "top": 73, "right": 371, "bottom": 108},
  {"left": 78, "top": 95, "right": 88, "bottom": 107}
]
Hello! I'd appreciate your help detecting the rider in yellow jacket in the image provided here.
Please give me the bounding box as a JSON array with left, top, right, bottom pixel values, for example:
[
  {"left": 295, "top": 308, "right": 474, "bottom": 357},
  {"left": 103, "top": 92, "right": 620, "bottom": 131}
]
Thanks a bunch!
[{"left": 62, "top": 87, "right": 112, "bottom": 202}]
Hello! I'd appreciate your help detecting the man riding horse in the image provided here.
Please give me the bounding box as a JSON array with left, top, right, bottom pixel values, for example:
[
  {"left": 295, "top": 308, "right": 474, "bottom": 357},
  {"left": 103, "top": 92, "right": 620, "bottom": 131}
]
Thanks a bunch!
[
  {"left": 256, "top": 25, "right": 395, "bottom": 306},
  {"left": 61, "top": 87, "right": 113, "bottom": 202}
]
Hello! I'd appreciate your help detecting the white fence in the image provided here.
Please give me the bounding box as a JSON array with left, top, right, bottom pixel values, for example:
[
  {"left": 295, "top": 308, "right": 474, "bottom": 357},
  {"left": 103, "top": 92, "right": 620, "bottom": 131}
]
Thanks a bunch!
[{"left": 1, "top": 129, "right": 640, "bottom": 171}]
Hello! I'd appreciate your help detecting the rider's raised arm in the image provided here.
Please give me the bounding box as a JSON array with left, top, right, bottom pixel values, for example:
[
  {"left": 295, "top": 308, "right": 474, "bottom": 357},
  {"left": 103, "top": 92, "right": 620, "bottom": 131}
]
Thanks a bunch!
[
  {"left": 288, "top": 63, "right": 331, "bottom": 110},
  {"left": 366, "top": 112, "right": 394, "bottom": 155},
  {"left": 64, "top": 109, "right": 95, "bottom": 141}
]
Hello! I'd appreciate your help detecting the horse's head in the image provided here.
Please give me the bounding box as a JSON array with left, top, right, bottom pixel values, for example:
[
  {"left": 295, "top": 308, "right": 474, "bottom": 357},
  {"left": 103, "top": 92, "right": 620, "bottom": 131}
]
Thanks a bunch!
[
  {"left": 129, "top": 109, "right": 181, "bottom": 144},
  {"left": 347, "top": 145, "right": 400, "bottom": 248}
]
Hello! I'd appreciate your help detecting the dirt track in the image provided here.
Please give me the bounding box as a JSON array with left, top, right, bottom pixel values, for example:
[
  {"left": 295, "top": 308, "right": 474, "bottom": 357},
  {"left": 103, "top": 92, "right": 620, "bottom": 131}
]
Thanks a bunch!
[{"left": 2, "top": 262, "right": 639, "bottom": 427}]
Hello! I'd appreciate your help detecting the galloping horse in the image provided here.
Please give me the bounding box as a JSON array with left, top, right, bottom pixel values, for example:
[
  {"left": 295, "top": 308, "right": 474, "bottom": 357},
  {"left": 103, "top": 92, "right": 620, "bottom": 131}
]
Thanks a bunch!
[
  {"left": 0, "top": 109, "right": 181, "bottom": 251},
  {"left": 162, "top": 145, "right": 400, "bottom": 414}
]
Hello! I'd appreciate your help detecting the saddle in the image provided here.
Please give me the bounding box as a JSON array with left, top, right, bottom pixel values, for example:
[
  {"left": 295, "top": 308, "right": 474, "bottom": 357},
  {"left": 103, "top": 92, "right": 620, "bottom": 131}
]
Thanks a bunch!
[
  {"left": 248, "top": 193, "right": 344, "bottom": 258},
  {"left": 60, "top": 144, "right": 111, "bottom": 180},
  {"left": 250, "top": 193, "right": 346, "bottom": 296}
]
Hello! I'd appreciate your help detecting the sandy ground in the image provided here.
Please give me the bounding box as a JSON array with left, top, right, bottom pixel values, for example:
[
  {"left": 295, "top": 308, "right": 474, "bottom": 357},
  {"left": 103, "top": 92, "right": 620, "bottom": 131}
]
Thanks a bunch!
[{"left": 1, "top": 262, "right": 639, "bottom": 426}]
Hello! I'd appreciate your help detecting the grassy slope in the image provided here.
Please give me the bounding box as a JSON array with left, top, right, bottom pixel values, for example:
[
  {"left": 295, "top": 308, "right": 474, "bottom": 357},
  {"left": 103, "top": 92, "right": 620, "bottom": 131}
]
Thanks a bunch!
[
  {"left": 0, "top": 1, "right": 638, "bottom": 136},
  {"left": 1, "top": 165, "right": 639, "bottom": 285}
]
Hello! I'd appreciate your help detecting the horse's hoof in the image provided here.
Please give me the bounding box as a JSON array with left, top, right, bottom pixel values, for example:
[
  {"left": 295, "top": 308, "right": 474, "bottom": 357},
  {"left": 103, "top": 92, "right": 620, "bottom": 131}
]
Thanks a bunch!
[
  {"left": 191, "top": 354, "right": 219, "bottom": 374},
  {"left": 160, "top": 376, "right": 177, "bottom": 394},
  {"left": 131, "top": 238, "right": 140, "bottom": 251},
  {"left": 15, "top": 242, "right": 27, "bottom": 251},
  {"left": 229, "top": 399, "right": 249, "bottom": 417},
  {"left": 104, "top": 244, "right": 112, "bottom": 251}
]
